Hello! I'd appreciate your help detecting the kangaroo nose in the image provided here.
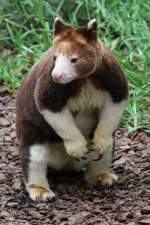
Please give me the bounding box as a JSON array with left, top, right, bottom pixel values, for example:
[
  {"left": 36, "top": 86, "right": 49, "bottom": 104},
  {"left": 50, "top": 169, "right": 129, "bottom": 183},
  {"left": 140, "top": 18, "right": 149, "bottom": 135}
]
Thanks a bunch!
[{"left": 51, "top": 71, "right": 64, "bottom": 83}]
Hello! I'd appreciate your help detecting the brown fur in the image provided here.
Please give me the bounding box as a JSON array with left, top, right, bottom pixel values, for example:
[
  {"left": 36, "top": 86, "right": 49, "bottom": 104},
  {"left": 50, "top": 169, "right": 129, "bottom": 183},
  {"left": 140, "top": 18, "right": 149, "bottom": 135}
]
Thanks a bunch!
[{"left": 16, "top": 19, "right": 128, "bottom": 183}]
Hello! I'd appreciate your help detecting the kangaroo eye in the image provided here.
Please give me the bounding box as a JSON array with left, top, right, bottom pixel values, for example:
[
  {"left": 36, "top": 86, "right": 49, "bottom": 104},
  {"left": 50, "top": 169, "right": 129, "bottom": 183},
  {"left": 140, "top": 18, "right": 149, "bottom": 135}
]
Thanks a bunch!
[
  {"left": 71, "top": 57, "right": 78, "bottom": 63},
  {"left": 54, "top": 55, "right": 57, "bottom": 62}
]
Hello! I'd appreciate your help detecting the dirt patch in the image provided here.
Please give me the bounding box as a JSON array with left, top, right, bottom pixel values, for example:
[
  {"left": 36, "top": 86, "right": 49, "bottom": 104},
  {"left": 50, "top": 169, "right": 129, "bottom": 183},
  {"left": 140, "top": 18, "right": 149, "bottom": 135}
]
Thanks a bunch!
[{"left": 0, "top": 86, "right": 150, "bottom": 225}]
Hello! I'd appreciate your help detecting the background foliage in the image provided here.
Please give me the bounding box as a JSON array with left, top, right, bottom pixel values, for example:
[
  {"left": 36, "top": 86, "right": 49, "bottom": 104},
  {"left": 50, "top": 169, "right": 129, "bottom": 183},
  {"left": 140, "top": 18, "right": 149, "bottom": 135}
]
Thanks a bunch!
[{"left": 0, "top": 0, "right": 150, "bottom": 131}]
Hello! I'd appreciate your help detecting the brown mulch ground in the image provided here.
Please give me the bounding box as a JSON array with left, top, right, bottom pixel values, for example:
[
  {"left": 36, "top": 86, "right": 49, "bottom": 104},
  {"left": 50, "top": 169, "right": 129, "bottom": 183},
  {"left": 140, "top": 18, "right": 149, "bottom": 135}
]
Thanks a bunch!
[{"left": 0, "top": 85, "right": 150, "bottom": 225}]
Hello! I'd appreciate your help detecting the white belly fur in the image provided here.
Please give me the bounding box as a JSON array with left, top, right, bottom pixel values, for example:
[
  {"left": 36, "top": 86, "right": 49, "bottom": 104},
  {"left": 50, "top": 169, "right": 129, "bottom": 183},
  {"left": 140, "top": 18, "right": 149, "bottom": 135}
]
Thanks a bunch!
[
  {"left": 67, "top": 80, "right": 107, "bottom": 113},
  {"left": 41, "top": 82, "right": 110, "bottom": 171}
]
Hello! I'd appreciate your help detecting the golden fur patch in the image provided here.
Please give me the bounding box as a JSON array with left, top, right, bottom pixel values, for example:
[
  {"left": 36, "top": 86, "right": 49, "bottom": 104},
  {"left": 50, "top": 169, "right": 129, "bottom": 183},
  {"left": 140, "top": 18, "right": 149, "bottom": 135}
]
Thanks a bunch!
[
  {"left": 54, "top": 28, "right": 88, "bottom": 55},
  {"left": 29, "top": 184, "right": 50, "bottom": 198}
]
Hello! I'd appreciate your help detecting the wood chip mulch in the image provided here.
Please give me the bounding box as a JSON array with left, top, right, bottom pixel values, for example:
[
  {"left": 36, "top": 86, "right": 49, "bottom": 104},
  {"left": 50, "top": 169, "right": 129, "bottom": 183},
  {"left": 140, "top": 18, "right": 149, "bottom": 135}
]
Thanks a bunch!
[{"left": 0, "top": 85, "right": 150, "bottom": 225}]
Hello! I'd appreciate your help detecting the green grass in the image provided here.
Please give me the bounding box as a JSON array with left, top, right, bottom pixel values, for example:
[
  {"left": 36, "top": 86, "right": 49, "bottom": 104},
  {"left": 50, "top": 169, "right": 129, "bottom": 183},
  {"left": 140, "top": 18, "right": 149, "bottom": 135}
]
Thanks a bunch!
[{"left": 0, "top": 0, "right": 150, "bottom": 132}]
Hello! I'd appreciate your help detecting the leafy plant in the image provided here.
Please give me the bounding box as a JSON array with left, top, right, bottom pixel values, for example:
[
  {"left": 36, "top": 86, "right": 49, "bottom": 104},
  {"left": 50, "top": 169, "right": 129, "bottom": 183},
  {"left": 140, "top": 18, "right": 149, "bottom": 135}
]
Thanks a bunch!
[{"left": 0, "top": 0, "right": 149, "bottom": 131}]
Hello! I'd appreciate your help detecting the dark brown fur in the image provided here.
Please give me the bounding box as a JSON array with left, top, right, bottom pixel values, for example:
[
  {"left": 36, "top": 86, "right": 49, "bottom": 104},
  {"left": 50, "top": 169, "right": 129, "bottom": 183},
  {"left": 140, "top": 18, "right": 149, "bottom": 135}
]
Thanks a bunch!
[
  {"left": 16, "top": 21, "right": 128, "bottom": 182},
  {"left": 90, "top": 49, "right": 128, "bottom": 102}
]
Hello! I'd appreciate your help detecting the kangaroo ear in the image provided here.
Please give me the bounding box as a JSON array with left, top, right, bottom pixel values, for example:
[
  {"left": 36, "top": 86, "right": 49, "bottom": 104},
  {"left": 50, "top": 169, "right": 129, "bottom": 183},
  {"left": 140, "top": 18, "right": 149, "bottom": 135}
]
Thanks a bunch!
[
  {"left": 86, "top": 19, "right": 97, "bottom": 39},
  {"left": 53, "top": 17, "right": 68, "bottom": 36},
  {"left": 78, "top": 19, "right": 97, "bottom": 41}
]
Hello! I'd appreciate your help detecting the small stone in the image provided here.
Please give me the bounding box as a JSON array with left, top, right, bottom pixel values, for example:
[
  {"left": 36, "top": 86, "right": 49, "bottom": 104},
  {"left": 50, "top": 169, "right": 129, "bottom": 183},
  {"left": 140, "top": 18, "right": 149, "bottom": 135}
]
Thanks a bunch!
[{"left": 7, "top": 202, "right": 18, "bottom": 207}]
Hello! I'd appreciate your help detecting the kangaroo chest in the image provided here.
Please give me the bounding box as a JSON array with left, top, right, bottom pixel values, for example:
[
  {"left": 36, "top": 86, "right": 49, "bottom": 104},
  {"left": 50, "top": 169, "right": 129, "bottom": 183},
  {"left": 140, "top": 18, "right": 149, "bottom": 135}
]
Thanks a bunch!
[{"left": 68, "top": 81, "right": 107, "bottom": 113}]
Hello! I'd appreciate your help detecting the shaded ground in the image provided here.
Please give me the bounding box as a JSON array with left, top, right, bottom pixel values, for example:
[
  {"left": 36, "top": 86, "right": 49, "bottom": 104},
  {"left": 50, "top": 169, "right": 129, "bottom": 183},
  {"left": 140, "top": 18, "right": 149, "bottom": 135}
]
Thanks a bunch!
[{"left": 0, "top": 85, "right": 150, "bottom": 225}]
